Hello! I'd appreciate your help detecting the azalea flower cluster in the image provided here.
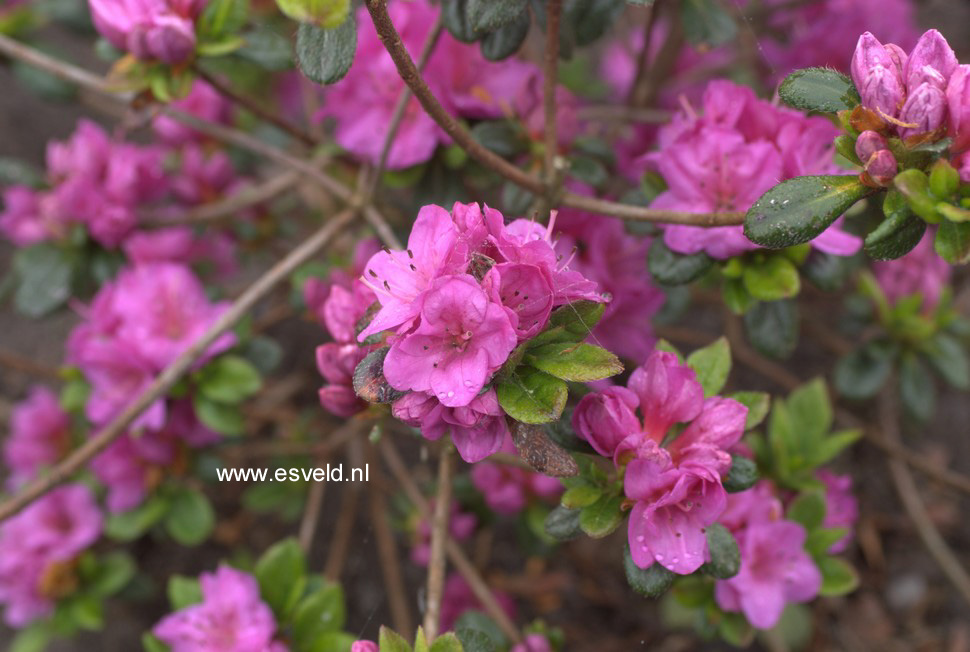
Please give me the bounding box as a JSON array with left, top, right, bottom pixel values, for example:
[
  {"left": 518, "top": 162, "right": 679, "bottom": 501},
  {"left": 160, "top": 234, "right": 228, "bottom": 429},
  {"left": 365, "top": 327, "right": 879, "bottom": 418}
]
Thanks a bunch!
[
  {"left": 152, "top": 566, "right": 288, "bottom": 651},
  {"left": 574, "top": 350, "right": 747, "bottom": 575},
  {"left": 0, "top": 485, "right": 102, "bottom": 627},
  {"left": 645, "top": 80, "right": 862, "bottom": 259},
  {"left": 850, "top": 28, "right": 970, "bottom": 182},
  {"left": 358, "top": 202, "right": 603, "bottom": 462},
  {"left": 66, "top": 262, "right": 232, "bottom": 510},
  {"left": 319, "top": 0, "right": 576, "bottom": 169},
  {"left": 88, "top": 0, "right": 208, "bottom": 64}
]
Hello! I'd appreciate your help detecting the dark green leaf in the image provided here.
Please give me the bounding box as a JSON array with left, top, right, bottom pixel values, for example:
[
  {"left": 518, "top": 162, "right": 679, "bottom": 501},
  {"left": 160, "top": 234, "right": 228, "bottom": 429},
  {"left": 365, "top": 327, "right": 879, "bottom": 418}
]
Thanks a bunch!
[
  {"left": 899, "top": 353, "right": 935, "bottom": 422},
  {"left": 296, "top": 15, "right": 357, "bottom": 86},
  {"left": 293, "top": 583, "right": 346, "bottom": 644},
  {"left": 353, "top": 347, "right": 406, "bottom": 404},
  {"left": 744, "top": 175, "right": 874, "bottom": 249},
  {"left": 164, "top": 488, "right": 215, "bottom": 546},
  {"left": 865, "top": 191, "right": 926, "bottom": 260},
  {"left": 104, "top": 495, "right": 170, "bottom": 541},
  {"left": 255, "top": 538, "right": 307, "bottom": 619},
  {"left": 85, "top": 552, "right": 135, "bottom": 598},
  {"left": 647, "top": 237, "right": 713, "bottom": 285},
  {"left": 544, "top": 505, "right": 582, "bottom": 541},
  {"left": 743, "top": 300, "right": 799, "bottom": 359},
  {"left": 467, "top": 0, "right": 527, "bottom": 33},
  {"left": 935, "top": 220, "right": 970, "bottom": 264},
  {"left": 0, "top": 157, "right": 43, "bottom": 187},
  {"left": 803, "top": 250, "right": 860, "bottom": 291},
  {"left": 578, "top": 493, "right": 624, "bottom": 538},
  {"left": 196, "top": 355, "right": 262, "bottom": 404},
  {"left": 480, "top": 10, "right": 530, "bottom": 61},
  {"left": 686, "top": 337, "right": 731, "bottom": 397},
  {"left": 497, "top": 368, "right": 568, "bottom": 424},
  {"left": 470, "top": 120, "right": 527, "bottom": 157},
  {"left": 528, "top": 342, "right": 623, "bottom": 382},
  {"left": 723, "top": 454, "right": 759, "bottom": 493},
  {"left": 564, "top": 0, "right": 625, "bottom": 47},
  {"left": 778, "top": 67, "right": 861, "bottom": 113},
  {"left": 193, "top": 394, "right": 245, "bottom": 436},
  {"left": 833, "top": 340, "right": 894, "bottom": 400},
  {"left": 680, "top": 0, "right": 737, "bottom": 47},
  {"left": 700, "top": 523, "right": 740, "bottom": 579},
  {"left": 543, "top": 412, "right": 598, "bottom": 454},
  {"left": 786, "top": 491, "right": 826, "bottom": 531},
  {"left": 923, "top": 333, "right": 970, "bottom": 390},
  {"left": 443, "top": 0, "right": 477, "bottom": 43},
  {"left": 13, "top": 244, "right": 73, "bottom": 317},
  {"left": 455, "top": 610, "right": 506, "bottom": 652},
  {"left": 623, "top": 545, "right": 674, "bottom": 598},
  {"left": 237, "top": 27, "right": 294, "bottom": 70}
]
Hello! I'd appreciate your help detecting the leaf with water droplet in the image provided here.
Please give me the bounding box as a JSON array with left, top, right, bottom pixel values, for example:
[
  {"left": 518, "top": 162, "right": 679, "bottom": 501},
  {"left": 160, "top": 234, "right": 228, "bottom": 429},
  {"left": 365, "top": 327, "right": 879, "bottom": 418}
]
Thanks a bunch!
[
  {"left": 744, "top": 175, "right": 875, "bottom": 249},
  {"left": 779, "top": 67, "right": 861, "bottom": 114}
]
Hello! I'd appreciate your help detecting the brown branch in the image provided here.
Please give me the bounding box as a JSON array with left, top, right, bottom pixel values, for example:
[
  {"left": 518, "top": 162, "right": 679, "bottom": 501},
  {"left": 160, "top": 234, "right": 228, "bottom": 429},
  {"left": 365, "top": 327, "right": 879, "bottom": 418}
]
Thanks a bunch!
[
  {"left": 194, "top": 66, "right": 317, "bottom": 146},
  {"left": 0, "top": 209, "right": 358, "bottom": 523},
  {"left": 0, "top": 349, "right": 62, "bottom": 381},
  {"left": 878, "top": 390, "right": 970, "bottom": 608},
  {"left": 561, "top": 192, "right": 746, "bottom": 225},
  {"left": 380, "top": 437, "right": 523, "bottom": 643},
  {"left": 626, "top": 0, "right": 661, "bottom": 106},
  {"left": 423, "top": 444, "right": 453, "bottom": 640},
  {"left": 298, "top": 471, "right": 328, "bottom": 553},
  {"left": 368, "top": 449, "right": 413, "bottom": 635},
  {"left": 543, "top": 0, "right": 563, "bottom": 184},
  {"left": 577, "top": 104, "right": 672, "bottom": 124},
  {"left": 324, "top": 438, "right": 365, "bottom": 580}
]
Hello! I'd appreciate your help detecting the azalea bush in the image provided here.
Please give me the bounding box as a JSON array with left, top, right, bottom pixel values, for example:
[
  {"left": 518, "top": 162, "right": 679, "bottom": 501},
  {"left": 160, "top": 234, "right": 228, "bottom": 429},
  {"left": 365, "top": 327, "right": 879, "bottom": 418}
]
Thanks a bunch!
[{"left": 0, "top": 0, "right": 968, "bottom": 650}]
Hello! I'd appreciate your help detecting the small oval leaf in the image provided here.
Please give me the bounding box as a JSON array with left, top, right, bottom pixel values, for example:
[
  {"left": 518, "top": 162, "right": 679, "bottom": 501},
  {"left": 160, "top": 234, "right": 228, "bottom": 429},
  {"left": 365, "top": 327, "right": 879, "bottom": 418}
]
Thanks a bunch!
[{"left": 779, "top": 67, "right": 861, "bottom": 113}]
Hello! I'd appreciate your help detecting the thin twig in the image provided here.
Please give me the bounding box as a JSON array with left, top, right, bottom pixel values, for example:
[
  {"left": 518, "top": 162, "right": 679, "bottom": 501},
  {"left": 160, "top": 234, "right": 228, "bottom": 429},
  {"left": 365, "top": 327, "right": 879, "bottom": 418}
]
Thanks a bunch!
[
  {"left": 368, "top": 449, "right": 413, "bottom": 635},
  {"left": 542, "top": 0, "right": 563, "bottom": 184},
  {"left": 0, "top": 349, "right": 62, "bottom": 381},
  {"left": 324, "top": 438, "right": 365, "bottom": 580},
  {"left": 0, "top": 210, "right": 358, "bottom": 523},
  {"left": 143, "top": 170, "right": 302, "bottom": 226},
  {"left": 380, "top": 438, "right": 523, "bottom": 643},
  {"left": 577, "top": 104, "right": 672, "bottom": 124},
  {"left": 878, "top": 390, "right": 970, "bottom": 608},
  {"left": 626, "top": 0, "right": 661, "bottom": 106},
  {"left": 423, "top": 444, "right": 453, "bottom": 640},
  {"left": 299, "top": 473, "right": 328, "bottom": 553},
  {"left": 194, "top": 66, "right": 317, "bottom": 146}
]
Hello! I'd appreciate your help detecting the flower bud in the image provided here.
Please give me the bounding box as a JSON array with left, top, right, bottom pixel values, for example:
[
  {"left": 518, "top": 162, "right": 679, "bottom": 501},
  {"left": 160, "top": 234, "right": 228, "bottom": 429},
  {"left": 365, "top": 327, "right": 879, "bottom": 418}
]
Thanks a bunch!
[
  {"left": 904, "top": 29, "right": 958, "bottom": 93},
  {"left": 864, "top": 149, "right": 898, "bottom": 186},
  {"left": 571, "top": 386, "right": 640, "bottom": 459},
  {"left": 947, "top": 65, "right": 970, "bottom": 153},
  {"left": 855, "top": 130, "right": 889, "bottom": 163},
  {"left": 851, "top": 32, "right": 901, "bottom": 91},
  {"left": 275, "top": 0, "right": 349, "bottom": 27},
  {"left": 898, "top": 82, "right": 947, "bottom": 141},
  {"left": 858, "top": 65, "right": 905, "bottom": 119},
  {"left": 884, "top": 43, "right": 908, "bottom": 77},
  {"left": 88, "top": 0, "right": 203, "bottom": 64}
]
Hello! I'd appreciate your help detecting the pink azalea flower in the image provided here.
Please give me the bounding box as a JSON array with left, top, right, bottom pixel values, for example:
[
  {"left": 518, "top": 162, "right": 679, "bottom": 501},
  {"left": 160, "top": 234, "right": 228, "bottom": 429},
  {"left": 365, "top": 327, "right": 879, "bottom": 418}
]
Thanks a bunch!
[
  {"left": 153, "top": 80, "right": 233, "bottom": 145},
  {"left": 410, "top": 499, "right": 477, "bottom": 566},
  {"left": 717, "top": 481, "right": 783, "bottom": 533},
  {"left": 383, "top": 274, "right": 516, "bottom": 408},
  {"left": 0, "top": 485, "right": 102, "bottom": 627},
  {"left": 351, "top": 642, "right": 378, "bottom": 652},
  {"left": 3, "top": 386, "right": 71, "bottom": 489},
  {"left": 92, "top": 431, "right": 175, "bottom": 513},
  {"left": 316, "top": 343, "right": 368, "bottom": 418},
  {"left": 817, "top": 470, "right": 858, "bottom": 554},
  {"left": 0, "top": 186, "right": 51, "bottom": 246},
  {"left": 572, "top": 386, "right": 640, "bottom": 458},
  {"left": 439, "top": 573, "right": 516, "bottom": 634},
  {"left": 872, "top": 230, "right": 951, "bottom": 312},
  {"left": 470, "top": 436, "right": 563, "bottom": 514},
  {"left": 511, "top": 634, "right": 553, "bottom": 652},
  {"left": 88, "top": 0, "right": 208, "bottom": 64},
  {"left": 153, "top": 565, "right": 286, "bottom": 652},
  {"left": 714, "top": 519, "right": 821, "bottom": 629}
]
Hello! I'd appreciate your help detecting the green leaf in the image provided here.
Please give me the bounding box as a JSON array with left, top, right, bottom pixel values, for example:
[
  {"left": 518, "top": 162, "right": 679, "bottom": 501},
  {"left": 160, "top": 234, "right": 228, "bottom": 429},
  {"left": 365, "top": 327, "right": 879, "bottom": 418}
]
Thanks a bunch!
[
  {"left": 686, "top": 336, "right": 731, "bottom": 397},
  {"left": 104, "top": 495, "right": 170, "bottom": 541},
  {"left": 12, "top": 244, "right": 74, "bottom": 317},
  {"left": 680, "top": 0, "right": 737, "bottom": 48},
  {"left": 301, "top": 632, "right": 355, "bottom": 652},
  {"left": 744, "top": 175, "right": 874, "bottom": 249},
  {"left": 805, "top": 527, "right": 848, "bottom": 558},
  {"left": 543, "top": 505, "right": 582, "bottom": 541},
  {"left": 647, "top": 237, "right": 713, "bottom": 286},
  {"left": 700, "top": 523, "right": 740, "bottom": 579},
  {"left": 11, "top": 624, "right": 51, "bottom": 652},
  {"left": 480, "top": 10, "right": 530, "bottom": 61},
  {"left": 142, "top": 633, "right": 170, "bottom": 652},
  {"left": 296, "top": 15, "right": 357, "bottom": 86},
  {"left": 193, "top": 394, "right": 245, "bottom": 436},
  {"left": 563, "top": 0, "right": 625, "bottom": 48},
  {"left": 833, "top": 340, "right": 894, "bottom": 400},
  {"left": 275, "top": 0, "right": 348, "bottom": 27},
  {"left": 899, "top": 353, "right": 936, "bottom": 422},
  {"left": 934, "top": 220, "right": 970, "bottom": 264},
  {"left": 743, "top": 300, "right": 799, "bottom": 359},
  {"left": 865, "top": 191, "right": 926, "bottom": 260},
  {"left": 455, "top": 610, "right": 506, "bottom": 652},
  {"left": 293, "top": 583, "right": 346, "bottom": 645},
  {"left": 723, "top": 454, "right": 759, "bottom": 493},
  {"left": 543, "top": 412, "right": 597, "bottom": 455},
  {"left": 454, "top": 629, "right": 496, "bottom": 652},
  {"left": 353, "top": 346, "right": 407, "bottom": 404},
  {"left": 561, "top": 484, "right": 602, "bottom": 509},
  {"left": 787, "top": 378, "right": 832, "bottom": 439},
  {"left": 496, "top": 368, "right": 568, "bottom": 424},
  {"left": 66, "top": 594, "right": 103, "bottom": 630},
  {"left": 429, "top": 633, "right": 464, "bottom": 652},
  {"left": 237, "top": 27, "right": 294, "bottom": 70},
  {"left": 818, "top": 557, "right": 859, "bottom": 596},
  {"left": 164, "top": 487, "right": 216, "bottom": 546},
  {"left": 86, "top": 552, "right": 136, "bottom": 598},
  {"left": 727, "top": 391, "right": 770, "bottom": 430},
  {"left": 808, "top": 429, "right": 861, "bottom": 467},
  {"left": 786, "top": 491, "right": 826, "bottom": 531},
  {"left": 803, "top": 250, "right": 859, "bottom": 291},
  {"left": 778, "top": 67, "right": 861, "bottom": 113},
  {"left": 528, "top": 342, "right": 623, "bottom": 382},
  {"left": 923, "top": 333, "right": 970, "bottom": 390},
  {"left": 467, "top": 0, "right": 527, "bottom": 33},
  {"left": 578, "top": 494, "right": 625, "bottom": 538},
  {"left": 893, "top": 168, "right": 939, "bottom": 222},
  {"left": 197, "top": 355, "right": 262, "bottom": 404},
  {"left": 529, "top": 300, "right": 606, "bottom": 347},
  {"left": 742, "top": 255, "right": 801, "bottom": 301},
  {"left": 167, "top": 575, "right": 203, "bottom": 609},
  {"left": 470, "top": 120, "right": 527, "bottom": 158},
  {"left": 442, "top": 0, "right": 476, "bottom": 43},
  {"left": 623, "top": 545, "right": 674, "bottom": 598},
  {"left": 255, "top": 538, "right": 307, "bottom": 620},
  {"left": 378, "top": 626, "right": 412, "bottom": 652}
]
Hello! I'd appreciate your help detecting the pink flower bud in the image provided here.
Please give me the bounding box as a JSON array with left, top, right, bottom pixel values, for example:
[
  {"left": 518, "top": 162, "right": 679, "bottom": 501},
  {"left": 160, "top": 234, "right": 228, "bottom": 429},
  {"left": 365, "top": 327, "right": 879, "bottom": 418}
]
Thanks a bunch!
[
  {"left": 851, "top": 32, "right": 901, "bottom": 91},
  {"left": 858, "top": 65, "right": 905, "bottom": 119},
  {"left": 904, "top": 29, "right": 958, "bottom": 93},
  {"left": 947, "top": 65, "right": 970, "bottom": 153},
  {"left": 898, "top": 81, "right": 948, "bottom": 140},
  {"left": 855, "top": 130, "right": 889, "bottom": 163},
  {"left": 351, "top": 642, "right": 378, "bottom": 652},
  {"left": 865, "top": 149, "right": 898, "bottom": 186},
  {"left": 572, "top": 386, "right": 640, "bottom": 458},
  {"left": 884, "top": 43, "right": 908, "bottom": 77},
  {"left": 88, "top": 0, "right": 204, "bottom": 64}
]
